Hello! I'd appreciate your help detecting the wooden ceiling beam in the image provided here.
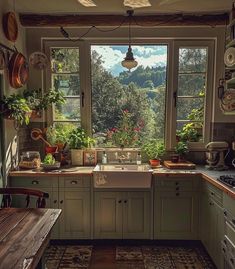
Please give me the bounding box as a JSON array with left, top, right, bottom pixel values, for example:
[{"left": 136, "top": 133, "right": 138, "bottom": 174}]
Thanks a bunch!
[{"left": 19, "top": 13, "right": 228, "bottom": 27}]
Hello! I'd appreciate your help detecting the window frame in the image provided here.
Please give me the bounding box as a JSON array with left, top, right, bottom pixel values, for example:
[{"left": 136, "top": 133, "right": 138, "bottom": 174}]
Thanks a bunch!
[{"left": 43, "top": 38, "right": 214, "bottom": 151}]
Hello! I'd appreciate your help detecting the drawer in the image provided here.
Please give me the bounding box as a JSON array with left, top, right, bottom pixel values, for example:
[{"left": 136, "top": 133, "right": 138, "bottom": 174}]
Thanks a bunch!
[
  {"left": 155, "top": 176, "right": 198, "bottom": 191},
  {"left": 225, "top": 222, "right": 235, "bottom": 247},
  {"left": 59, "top": 176, "right": 91, "bottom": 188},
  {"left": 10, "top": 176, "right": 58, "bottom": 188},
  {"left": 224, "top": 194, "right": 235, "bottom": 217},
  {"left": 202, "top": 181, "right": 223, "bottom": 205}
]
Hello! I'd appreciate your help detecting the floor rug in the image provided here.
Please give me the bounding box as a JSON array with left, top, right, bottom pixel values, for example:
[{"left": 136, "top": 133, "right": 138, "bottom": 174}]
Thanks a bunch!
[
  {"left": 45, "top": 245, "right": 92, "bottom": 269},
  {"left": 116, "top": 246, "right": 216, "bottom": 269}
]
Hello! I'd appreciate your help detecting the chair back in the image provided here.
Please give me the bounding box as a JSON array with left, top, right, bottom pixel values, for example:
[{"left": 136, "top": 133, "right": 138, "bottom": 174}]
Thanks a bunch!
[{"left": 0, "top": 188, "right": 49, "bottom": 208}]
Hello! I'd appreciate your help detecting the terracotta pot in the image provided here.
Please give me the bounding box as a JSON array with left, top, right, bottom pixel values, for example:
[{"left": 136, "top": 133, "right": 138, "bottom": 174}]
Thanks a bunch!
[
  {"left": 45, "top": 146, "right": 58, "bottom": 154},
  {"left": 149, "top": 159, "right": 160, "bottom": 167}
]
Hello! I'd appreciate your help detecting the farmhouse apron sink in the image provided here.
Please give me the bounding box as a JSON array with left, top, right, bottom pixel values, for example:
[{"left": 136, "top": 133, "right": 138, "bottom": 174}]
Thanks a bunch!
[{"left": 93, "top": 164, "right": 152, "bottom": 188}]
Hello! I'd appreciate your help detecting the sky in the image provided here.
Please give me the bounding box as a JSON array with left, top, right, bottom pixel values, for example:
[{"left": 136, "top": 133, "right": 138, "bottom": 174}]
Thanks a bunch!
[{"left": 91, "top": 45, "right": 167, "bottom": 76}]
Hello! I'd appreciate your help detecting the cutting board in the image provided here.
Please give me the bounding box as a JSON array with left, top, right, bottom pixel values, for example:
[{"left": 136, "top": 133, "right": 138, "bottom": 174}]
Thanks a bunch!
[{"left": 164, "top": 160, "right": 196, "bottom": 169}]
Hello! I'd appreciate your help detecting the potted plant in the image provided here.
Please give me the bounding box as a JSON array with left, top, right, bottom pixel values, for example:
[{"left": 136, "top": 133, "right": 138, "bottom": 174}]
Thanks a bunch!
[
  {"left": 142, "top": 139, "right": 165, "bottom": 167},
  {"left": 173, "top": 141, "right": 188, "bottom": 162},
  {"left": 0, "top": 93, "right": 31, "bottom": 125},
  {"left": 23, "top": 88, "right": 65, "bottom": 117},
  {"left": 68, "top": 127, "right": 95, "bottom": 165}
]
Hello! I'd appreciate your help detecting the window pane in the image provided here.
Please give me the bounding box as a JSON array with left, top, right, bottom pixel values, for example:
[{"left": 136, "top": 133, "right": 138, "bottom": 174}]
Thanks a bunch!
[
  {"left": 54, "top": 98, "right": 80, "bottom": 121},
  {"left": 52, "top": 74, "right": 80, "bottom": 96},
  {"left": 178, "top": 74, "right": 206, "bottom": 96},
  {"left": 91, "top": 45, "right": 167, "bottom": 147},
  {"left": 51, "top": 48, "right": 79, "bottom": 73},
  {"left": 177, "top": 98, "right": 204, "bottom": 121},
  {"left": 179, "top": 48, "right": 207, "bottom": 73}
]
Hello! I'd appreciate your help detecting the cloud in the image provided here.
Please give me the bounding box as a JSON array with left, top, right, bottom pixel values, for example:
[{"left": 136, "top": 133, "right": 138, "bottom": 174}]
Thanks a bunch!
[{"left": 91, "top": 45, "right": 167, "bottom": 75}]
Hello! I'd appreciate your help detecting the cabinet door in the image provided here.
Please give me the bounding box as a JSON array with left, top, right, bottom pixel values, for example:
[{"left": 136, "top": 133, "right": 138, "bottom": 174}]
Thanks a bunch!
[
  {"left": 123, "top": 192, "right": 151, "bottom": 239},
  {"left": 59, "top": 190, "right": 91, "bottom": 239},
  {"left": 94, "top": 192, "right": 122, "bottom": 239},
  {"left": 154, "top": 191, "right": 199, "bottom": 239}
]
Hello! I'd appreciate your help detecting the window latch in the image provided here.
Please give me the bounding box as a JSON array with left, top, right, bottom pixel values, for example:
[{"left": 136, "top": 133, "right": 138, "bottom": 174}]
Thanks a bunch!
[
  {"left": 81, "top": 92, "right": 85, "bottom": 107},
  {"left": 173, "top": 91, "right": 177, "bottom": 107}
]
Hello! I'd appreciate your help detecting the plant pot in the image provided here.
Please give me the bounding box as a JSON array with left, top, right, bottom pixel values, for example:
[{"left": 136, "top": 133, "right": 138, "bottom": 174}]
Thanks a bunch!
[
  {"left": 30, "top": 110, "right": 42, "bottom": 119},
  {"left": 171, "top": 154, "right": 180, "bottom": 163},
  {"left": 71, "top": 149, "right": 84, "bottom": 166},
  {"left": 45, "top": 146, "right": 58, "bottom": 154},
  {"left": 149, "top": 159, "right": 160, "bottom": 168}
]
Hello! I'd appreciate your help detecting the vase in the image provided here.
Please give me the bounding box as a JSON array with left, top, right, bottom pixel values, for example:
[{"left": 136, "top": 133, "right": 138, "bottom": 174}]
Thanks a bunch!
[{"left": 71, "top": 149, "right": 83, "bottom": 166}]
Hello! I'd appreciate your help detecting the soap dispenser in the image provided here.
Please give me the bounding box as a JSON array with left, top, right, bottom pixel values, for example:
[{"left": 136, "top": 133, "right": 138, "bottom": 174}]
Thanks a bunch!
[
  {"left": 136, "top": 152, "right": 142, "bottom": 165},
  {"left": 102, "top": 151, "right": 107, "bottom": 164}
]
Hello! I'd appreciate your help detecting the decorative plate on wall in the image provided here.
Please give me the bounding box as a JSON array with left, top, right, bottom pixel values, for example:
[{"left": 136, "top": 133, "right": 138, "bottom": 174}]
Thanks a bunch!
[
  {"left": 2, "top": 12, "right": 18, "bottom": 42},
  {"left": 29, "top": 52, "right": 49, "bottom": 70},
  {"left": 224, "top": 47, "right": 235, "bottom": 67}
]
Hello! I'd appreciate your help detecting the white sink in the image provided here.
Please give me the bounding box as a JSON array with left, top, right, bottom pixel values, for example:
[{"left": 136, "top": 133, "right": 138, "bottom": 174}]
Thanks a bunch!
[{"left": 93, "top": 164, "right": 152, "bottom": 188}]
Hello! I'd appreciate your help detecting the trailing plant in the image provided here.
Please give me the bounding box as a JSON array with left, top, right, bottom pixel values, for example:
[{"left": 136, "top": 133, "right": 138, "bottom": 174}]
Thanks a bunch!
[
  {"left": 0, "top": 94, "right": 31, "bottom": 125},
  {"left": 142, "top": 139, "right": 165, "bottom": 160},
  {"left": 68, "top": 127, "right": 95, "bottom": 149}
]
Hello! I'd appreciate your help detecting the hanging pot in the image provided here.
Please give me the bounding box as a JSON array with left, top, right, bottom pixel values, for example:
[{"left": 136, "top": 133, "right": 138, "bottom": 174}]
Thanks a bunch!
[{"left": 8, "top": 51, "right": 29, "bottom": 89}]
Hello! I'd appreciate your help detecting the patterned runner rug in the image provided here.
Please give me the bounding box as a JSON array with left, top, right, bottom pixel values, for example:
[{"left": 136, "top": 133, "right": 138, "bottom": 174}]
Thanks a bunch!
[
  {"left": 45, "top": 245, "right": 92, "bottom": 269},
  {"left": 116, "top": 246, "right": 216, "bottom": 269}
]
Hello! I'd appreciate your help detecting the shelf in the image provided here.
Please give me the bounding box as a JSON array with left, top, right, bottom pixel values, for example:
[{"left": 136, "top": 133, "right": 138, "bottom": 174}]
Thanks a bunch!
[
  {"left": 226, "top": 77, "right": 235, "bottom": 85},
  {"left": 226, "top": 39, "right": 235, "bottom": 48}
]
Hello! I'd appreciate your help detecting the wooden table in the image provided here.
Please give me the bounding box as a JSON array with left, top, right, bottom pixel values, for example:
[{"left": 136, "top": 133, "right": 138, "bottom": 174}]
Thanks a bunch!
[{"left": 0, "top": 208, "right": 61, "bottom": 269}]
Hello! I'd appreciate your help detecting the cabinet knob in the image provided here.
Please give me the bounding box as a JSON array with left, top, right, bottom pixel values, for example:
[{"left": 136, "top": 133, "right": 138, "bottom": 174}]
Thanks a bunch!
[
  {"left": 118, "top": 200, "right": 122, "bottom": 203},
  {"left": 71, "top": 180, "right": 78, "bottom": 185},
  {"left": 222, "top": 247, "right": 226, "bottom": 253},
  {"left": 175, "top": 182, "right": 179, "bottom": 185},
  {"left": 60, "top": 200, "right": 63, "bottom": 204},
  {"left": 224, "top": 239, "right": 227, "bottom": 245},
  {"left": 124, "top": 200, "right": 127, "bottom": 203},
  {"left": 32, "top": 180, "right": 39, "bottom": 185},
  {"left": 224, "top": 211, "right": 227, "bottom": 216},
  {"left": 209, "top": 202, "right": 214, "bottom": 206},
  {"left": 176, "top": 193, "right": 179, "bottom": 196},
  {"left": 232, "top": 219, "right": 235, "bottom": 225},
  {"left": 210, "top": 192, "right": 214, "bottom": 196},
  {"left": 230, "top": 258, "right": 234, "bottom": 264},
  {"left": 176, "top": 187, "right": 179, "bottom": 191},
  {"left": 53, "top": 200, "right": 57, "bottom": 204}
]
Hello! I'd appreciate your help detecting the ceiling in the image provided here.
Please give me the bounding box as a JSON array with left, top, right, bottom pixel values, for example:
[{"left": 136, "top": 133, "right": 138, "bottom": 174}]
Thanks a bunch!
[{"left": 14, "top": 0, "right": 233, "bottom": 15}]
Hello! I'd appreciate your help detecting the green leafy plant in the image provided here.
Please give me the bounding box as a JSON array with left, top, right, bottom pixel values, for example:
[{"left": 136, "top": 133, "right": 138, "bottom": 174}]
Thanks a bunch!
[
  {"left": 68, "top": 127, "right": 95, "bottom": 149},
  {"left": 43, "top": 153, "right": 55, "bottom": 165},
  {"left": 0, "top": 94, "right": 31, "bottom": 125},
  {"left": 174, "top": 141, "right": 188, "bottom": 156},
  {"left": 107, "top": 110, "right": 141, "bottom": 147},
  {"left": 46, "top": 124, "right": 75, "bottom": 146},
  {"left": 142, "top": 139, "right": 165, "bottom": 160},
  {"left": 23, "top": 88, "right": 65, "bottom": 111}
]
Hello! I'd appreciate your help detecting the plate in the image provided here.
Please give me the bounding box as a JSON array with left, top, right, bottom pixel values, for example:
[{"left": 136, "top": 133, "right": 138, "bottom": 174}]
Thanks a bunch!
[
  {"left": 29, "top": 51, "right": 49, "bottom": 70},
  {"left": 2, "top": 12, "right": 18, "bottom": 42},
  {"left": 41, "top": 162, "right": 61, "bottom": 171},
  {"left": 224, "top": 47, "right": 235, "bottom": 67}
]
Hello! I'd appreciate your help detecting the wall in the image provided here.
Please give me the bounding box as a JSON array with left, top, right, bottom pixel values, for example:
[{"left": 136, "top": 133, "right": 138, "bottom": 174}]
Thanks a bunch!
[{"left": 0, "top": 0, "right": 26, "bottom": 181}]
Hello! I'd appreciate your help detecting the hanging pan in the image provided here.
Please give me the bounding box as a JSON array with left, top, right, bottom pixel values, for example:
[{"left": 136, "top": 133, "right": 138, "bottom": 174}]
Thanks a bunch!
[{"left": 8, "top": 51, "right": 29, "bottom": 89}]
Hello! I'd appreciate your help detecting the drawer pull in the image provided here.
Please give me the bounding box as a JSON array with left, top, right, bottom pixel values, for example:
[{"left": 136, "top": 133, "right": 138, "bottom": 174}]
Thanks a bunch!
[
  {"left": 232, "top": 219, "right": 235, "bottom": 225},
  {"left": 224, "top": 239, "right": 227, "bottom": 245},
  {"left": 210, "top": 192, "right": 214, "bottom": 196},
  {"left": 71, "top": 180, "right": 78, "bottom": 185},
  {"left": 175, "top": 182, "right": 179, "bottom": 185},
  {"left": 118, "top": 200, "right": 122, "bottom": 203},
  {"left": 209, "top": 202, "right": 214, "bottom": 206},
  {"left": 60, "top": 200, "right": 63, "bottom": 204},
  {"left": 230, "top": 258, "right": 234, "bottom": 264},
  {"left": 124, "top": 200, "right": 127, "bottom": 203},
  {"left": 53, "top": 200, "right": 57, "bottom": 204},
  {"left": 224, "top": 211, "right": 227, "bottom": 216},
  {"left": 32, "top": 180, "right": 39, "bottom": 185},
  {"left": 176, "top": 187, "right": 179, "bottom": 191},
  {"left": 176, "top": 193, "right": 179, "bottom": 196},
  {"left": 222, "top": 247, "right": 226, "bottom": 253}
]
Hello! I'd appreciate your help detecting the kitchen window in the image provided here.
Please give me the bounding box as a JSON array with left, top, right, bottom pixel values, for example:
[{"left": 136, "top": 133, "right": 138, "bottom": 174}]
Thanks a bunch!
[{"left": 44, "top": 39, "right": 214, "bottom": 150}]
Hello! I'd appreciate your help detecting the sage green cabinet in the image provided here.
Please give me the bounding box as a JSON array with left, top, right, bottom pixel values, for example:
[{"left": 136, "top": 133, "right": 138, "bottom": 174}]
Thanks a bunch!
[
  {"left": 154, "top": 191, "right": 199, "bottom": 239},
  {"left": 154, "top": 175, "right": 199, "bottom": 240},
  {"left": 199, "top": 181, "right": 224, "bottom": 269},
  {"left": 94, "top": 191, "right": 151, "bottom": 239}
]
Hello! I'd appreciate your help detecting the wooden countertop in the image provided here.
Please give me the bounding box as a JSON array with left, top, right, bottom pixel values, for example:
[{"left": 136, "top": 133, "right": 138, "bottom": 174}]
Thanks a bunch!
[
  {"left": 9, "top": 165, "right": 235, "bottom": 199},
  {"left": 0, "top": 208, "right": 61, "bottom": 269}
]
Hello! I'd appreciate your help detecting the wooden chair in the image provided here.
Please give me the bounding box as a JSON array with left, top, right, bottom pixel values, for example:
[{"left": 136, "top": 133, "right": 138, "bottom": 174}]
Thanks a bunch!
[{"left": 0, "top": 188, "right": 49, "bottom": 208}]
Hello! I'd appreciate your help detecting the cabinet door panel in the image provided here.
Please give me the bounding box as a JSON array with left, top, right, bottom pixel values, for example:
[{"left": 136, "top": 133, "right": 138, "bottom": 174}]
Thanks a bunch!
[
  {"left": 94, "top": 192, "right": 122, "bottom": 239},
  {"left": 154, "top": 191, "right": 199, "bottom": 239},
  {"left": 59, "top": 190, "right": 91, "bottom": 239},
  {"left": 123, "top": 192, "right": 151, "bottom": 239}
]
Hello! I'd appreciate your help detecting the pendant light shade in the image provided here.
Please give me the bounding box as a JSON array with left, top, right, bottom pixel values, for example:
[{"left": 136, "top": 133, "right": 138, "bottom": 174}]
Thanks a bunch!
[
  {"left": 121, "top": 45, "right": 138, "bottom": 70},
  {"left": 121, "top": 10, "right": 138, "bottom": 71}
]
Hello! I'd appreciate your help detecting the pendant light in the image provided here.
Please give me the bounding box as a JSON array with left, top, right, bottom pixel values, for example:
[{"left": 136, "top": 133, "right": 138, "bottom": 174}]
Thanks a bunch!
[{"left": 121, "top": 10, "right": 138, "bottom": 71}]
